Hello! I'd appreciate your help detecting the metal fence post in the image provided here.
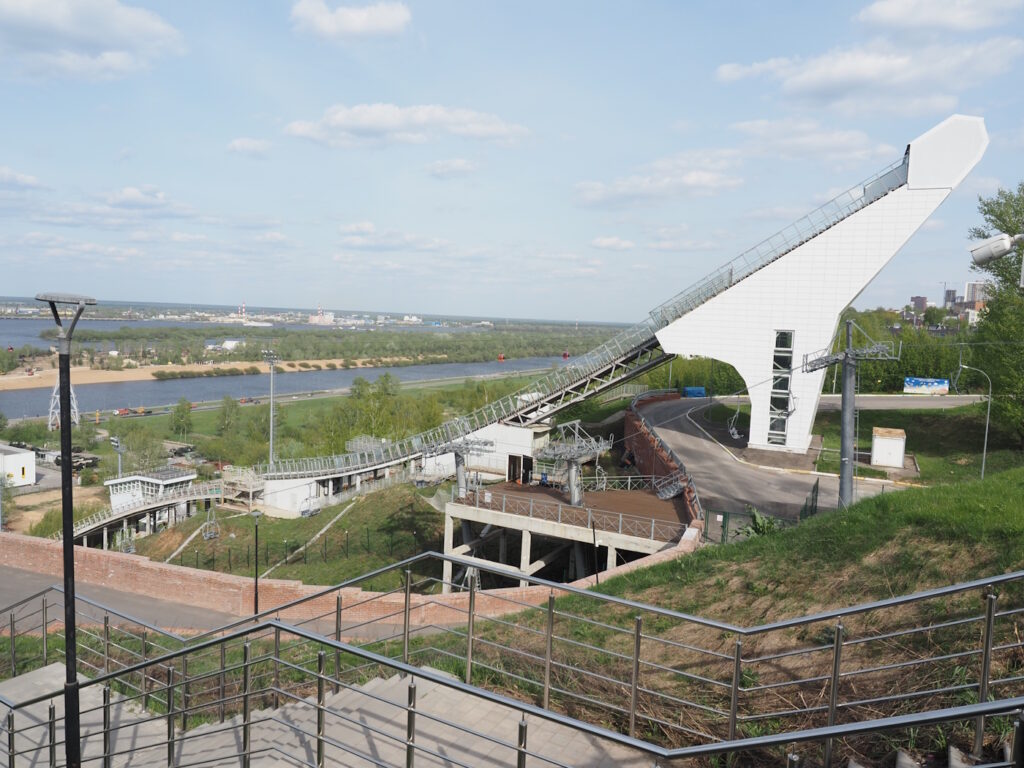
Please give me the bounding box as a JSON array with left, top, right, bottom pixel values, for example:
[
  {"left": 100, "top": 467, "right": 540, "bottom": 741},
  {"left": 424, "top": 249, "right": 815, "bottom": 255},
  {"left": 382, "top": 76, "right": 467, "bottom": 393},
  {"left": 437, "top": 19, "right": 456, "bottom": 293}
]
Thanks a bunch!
[
  {"left": 542, "top": 593, "right": 555, "bottom": 709},
  {"left": 406, "top": 679, "right": 417, "bottom": 768},
  {"left": 219, "top": 643, "right": 226, "bottom": 724},
  {"left": 141, "top": 628, "right": 149, "bottom": 709},
  {"left": 629, "top": 616, "right": 643, "bottom": 738},
  {"left": 517, "top": 717, "right": 528, "bottom": 768},
  {"left": 728, "top": 638, "right": 742, "bottom": 740},
  {"left": 465, "top": 578, "right": 476, "bottom": 685},
  {"left": 273, "top": 626, "right": 281, "bottom": 710},
  {"left": 975, "top": 591, "right": 999, "bottom": 758},
  {"left": 103, "top": 684, "right": 111, "bottom": 768},
  {"left": 242, "top": 642, "right": 251, "bottom": 768},
  {"left": 41, "top": 597, "right": 48, "bottom": 667},
  {"left": 48, "top": 703, "right": 56, "bottom": 768},
  {"left": 1013, "top": 711, "right": 1023, "bottom": 768},
  {"left": 103, "top": 614, "right": 111, "bottom": 674},
  {"left": 402, "top": 570, "right": 412, "bottom": 671},
  {"left": 317, "top": 651, "right": 326, "bottom": 768},
  {"left": 824, "top": 622, "right": 844, "bottom": 768},
  {"left": 334, "top": 594, "right": 343, "bottom": 694},
  {"left": 6, "top": 710, "right": 13, "bottom": 768},
  {"left": 181, "top": 656, "right": 189, "bottom": 732},
  {"left": 8, "top": 613, "right": 14, "bottom": 676},
  {"left": 166, "top": 667, "right": 175, "bottom": 768}
]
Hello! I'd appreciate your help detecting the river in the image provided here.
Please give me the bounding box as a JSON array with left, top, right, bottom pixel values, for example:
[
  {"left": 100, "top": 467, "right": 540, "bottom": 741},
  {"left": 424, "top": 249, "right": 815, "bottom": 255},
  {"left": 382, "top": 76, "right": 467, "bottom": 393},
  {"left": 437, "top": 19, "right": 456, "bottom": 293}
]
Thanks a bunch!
[{"left": 0, "top": 356, "right": 568, "bottom": 419}]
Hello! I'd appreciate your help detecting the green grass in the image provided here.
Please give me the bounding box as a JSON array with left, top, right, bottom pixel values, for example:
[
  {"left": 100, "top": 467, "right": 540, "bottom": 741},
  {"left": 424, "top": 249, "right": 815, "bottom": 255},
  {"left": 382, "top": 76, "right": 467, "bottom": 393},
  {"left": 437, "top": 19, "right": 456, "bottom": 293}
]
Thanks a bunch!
[
  {"left": 132, "top": 486, "right": 444, "bottom": 590},
  {"left": 813, "top": 404, "right": 1024, "bottom": 483}
]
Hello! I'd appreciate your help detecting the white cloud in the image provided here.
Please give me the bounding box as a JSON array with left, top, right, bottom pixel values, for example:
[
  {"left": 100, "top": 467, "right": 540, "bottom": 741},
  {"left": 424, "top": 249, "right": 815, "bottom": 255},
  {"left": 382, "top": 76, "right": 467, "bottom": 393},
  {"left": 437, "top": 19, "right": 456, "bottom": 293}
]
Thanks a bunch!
[
  {"left": 857, "top": 0, "right": 1023, "bottom": 30},
  {"left": 105, "top": 186, "right": 170, "bottom": 209},
  {"left": 338, "top": 221, "right": 446, "bottom": 251},
  {"left": 717, "top": 38, "right": 1024, "bottom": 115},
  {"left": 576, "top": 150, "right": 741, "bottom": 207},
  {"left": 19, "top": 231, "right": 142, "bottom": 263},
  {"left": 291, "top": 0, "right": 410, "bottom": 39},
  {"left": 286, "top": 103, "right": 528, "bottom": 146},
  {"left": 255, "top": 231, "right": 288, "bottom": 243},
  {"left": 591, "top": 236, "right": 635, "bottom": 251},
  {"left": 426, "top": 158, "right": 478, "bottom": 179},
  {"left": 170, "top": 232, "right": 208, "bottom": 243},
  {"left": 0, "top": 0, "right": 183, "bottom": 79},
  {"left": 731, "top": 118, "right": 897, "bottom": 163},
  {"left": 0, "top": 165, "right": 41, "bottom": 189},
  {"left": 227, "top": 138, "right": 272, "bottom": 156}
]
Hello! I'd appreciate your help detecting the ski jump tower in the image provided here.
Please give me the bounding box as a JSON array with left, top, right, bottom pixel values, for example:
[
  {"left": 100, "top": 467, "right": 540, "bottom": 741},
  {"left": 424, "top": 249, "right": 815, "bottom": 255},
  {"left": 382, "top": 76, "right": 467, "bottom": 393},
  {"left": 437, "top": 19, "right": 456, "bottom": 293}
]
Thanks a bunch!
[{"left": 657, "top": 114, "right": 988, "bottom": 453}]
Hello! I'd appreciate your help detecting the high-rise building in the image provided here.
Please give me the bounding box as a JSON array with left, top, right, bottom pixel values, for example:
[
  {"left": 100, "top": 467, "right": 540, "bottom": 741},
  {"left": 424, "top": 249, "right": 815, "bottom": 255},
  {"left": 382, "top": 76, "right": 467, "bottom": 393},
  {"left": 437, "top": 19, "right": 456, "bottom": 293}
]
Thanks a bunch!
[
  {"left": 965, "top": 281, "right": 989, "bottom": 303},
  {"left": 910, "top": 295, "right": 928, "bottom": 312},
  {"left": 944, "top": 288, "right": 956, "bottom": 308}
]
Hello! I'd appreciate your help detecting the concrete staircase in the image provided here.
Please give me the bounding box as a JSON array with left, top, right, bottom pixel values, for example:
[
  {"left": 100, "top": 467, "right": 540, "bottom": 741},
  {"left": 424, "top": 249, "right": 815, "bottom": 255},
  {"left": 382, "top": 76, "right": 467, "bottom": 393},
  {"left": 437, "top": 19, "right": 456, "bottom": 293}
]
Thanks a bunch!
[{"left": 2, "top": 666, "right": 650, "bottom": 767}]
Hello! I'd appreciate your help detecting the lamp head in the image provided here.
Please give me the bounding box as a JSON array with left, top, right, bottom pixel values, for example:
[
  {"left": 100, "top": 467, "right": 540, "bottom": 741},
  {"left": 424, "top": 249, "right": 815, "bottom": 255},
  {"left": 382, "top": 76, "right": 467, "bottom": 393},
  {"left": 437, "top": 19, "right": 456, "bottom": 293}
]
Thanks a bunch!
[
  {"left": 35, "top": 292, "right": 97, "bottom": 306},
  {"left": 970, "top": 233, "right": 1024, "bottom": 266}
]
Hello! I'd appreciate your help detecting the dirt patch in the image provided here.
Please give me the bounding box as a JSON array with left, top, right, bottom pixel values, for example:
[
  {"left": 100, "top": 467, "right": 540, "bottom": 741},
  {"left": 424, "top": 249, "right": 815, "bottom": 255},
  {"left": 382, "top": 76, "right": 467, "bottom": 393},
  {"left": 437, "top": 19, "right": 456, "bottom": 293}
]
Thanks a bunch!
[{"left": 6, "top": 486, "right": 107, "bottom": 533}]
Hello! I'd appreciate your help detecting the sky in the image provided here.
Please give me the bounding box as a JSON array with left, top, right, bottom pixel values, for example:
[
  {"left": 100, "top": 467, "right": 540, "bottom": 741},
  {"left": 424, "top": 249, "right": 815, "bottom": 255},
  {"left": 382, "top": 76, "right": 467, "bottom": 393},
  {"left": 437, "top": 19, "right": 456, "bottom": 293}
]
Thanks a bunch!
[{"left": 0, "top": 0, "right": 1022, "bottom": 323}]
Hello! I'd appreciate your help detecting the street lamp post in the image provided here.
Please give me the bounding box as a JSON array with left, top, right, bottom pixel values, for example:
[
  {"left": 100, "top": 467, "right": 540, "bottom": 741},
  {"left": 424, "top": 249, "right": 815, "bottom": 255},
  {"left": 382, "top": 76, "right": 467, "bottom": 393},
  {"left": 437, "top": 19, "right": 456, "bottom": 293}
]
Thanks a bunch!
[
  {"left": 37, "top": 292, "right": 96, "bottom": 768},
  {"left": 957, "top": 362, "right": 993, "bottom": 479},
  {"left": 252, "top": 509, "right": 262, "bottom": 616},
  {"left": 263, "top": 351, "right": 279, "bottom": 467}
]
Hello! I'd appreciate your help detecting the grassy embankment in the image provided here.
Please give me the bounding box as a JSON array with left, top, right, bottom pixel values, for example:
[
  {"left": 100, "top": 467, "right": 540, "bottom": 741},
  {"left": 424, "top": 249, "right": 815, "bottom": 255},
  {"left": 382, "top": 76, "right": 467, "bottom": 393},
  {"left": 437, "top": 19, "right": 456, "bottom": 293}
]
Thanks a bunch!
[{"left": 131, "top": 486, "right": 445, "bottom": 591}]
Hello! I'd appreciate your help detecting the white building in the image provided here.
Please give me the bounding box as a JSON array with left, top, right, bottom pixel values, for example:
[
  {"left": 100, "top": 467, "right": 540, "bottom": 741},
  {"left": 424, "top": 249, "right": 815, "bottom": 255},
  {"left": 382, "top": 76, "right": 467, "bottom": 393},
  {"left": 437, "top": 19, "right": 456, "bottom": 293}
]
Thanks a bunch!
[
  {"left": 0, "top": 444, "right": 36, "bottom": 488},
  {"left": 657, "top": 114, "right": 988, "bottom": 453},
  {"left": 104, "top": 466, "right": 196, "bottom": 508}
]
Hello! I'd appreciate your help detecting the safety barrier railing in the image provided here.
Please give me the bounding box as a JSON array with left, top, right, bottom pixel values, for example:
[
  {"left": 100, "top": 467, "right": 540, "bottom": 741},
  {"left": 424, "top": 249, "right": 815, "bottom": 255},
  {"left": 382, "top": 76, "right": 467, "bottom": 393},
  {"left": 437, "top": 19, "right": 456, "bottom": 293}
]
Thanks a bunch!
[
  {"left": 579, "top": 473, "right": 657, "bottom": 492},
  {"left": 449, "top": 485, "right": 687, "bottom": 543},
  {"left": 254, "top": 155, "right": 910, "bottom": 484},
  {"left": 3, "top": 553, "right": 1024, "bottom": 765},
  {"left": 51, "top": 481, "right": 224, "bottom": 541}
]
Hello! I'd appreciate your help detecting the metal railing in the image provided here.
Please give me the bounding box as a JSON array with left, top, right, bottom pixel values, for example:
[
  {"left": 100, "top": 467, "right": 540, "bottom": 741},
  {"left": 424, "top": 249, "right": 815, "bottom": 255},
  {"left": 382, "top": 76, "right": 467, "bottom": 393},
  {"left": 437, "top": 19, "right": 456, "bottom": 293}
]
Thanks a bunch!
[
  {"left": 253, "top": 154, "right": 910, "bottom": 484},
  {"left": 448, "top": 486, "right": 688, "bottom": 543},
  {"left": 5, "top": 546, "right": 1024, "bottom": 765},
  {"left": 52, "top": 481, "right": 224, "bottom": 541},
  {"left": 628, "top": 390, "right": 705, "bottom": 520},
  {"left": 579, "top": 473, "right": 657, "bottom": 492}
]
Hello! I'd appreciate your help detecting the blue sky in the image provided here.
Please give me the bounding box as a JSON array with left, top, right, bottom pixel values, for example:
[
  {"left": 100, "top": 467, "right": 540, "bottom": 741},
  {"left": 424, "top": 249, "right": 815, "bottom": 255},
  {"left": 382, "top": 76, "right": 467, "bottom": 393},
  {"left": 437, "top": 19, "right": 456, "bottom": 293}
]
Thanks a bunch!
[{"left": 1, "top": 0, "right": 1022, "bottom": 322}]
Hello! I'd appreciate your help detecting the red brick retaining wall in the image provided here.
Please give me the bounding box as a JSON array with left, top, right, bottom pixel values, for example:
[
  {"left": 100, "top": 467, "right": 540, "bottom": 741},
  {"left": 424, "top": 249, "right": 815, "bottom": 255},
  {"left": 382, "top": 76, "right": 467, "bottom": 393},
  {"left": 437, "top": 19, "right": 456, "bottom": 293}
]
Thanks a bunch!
[{"left": 0, "top": 532, "right": 696, "bottom": 628}]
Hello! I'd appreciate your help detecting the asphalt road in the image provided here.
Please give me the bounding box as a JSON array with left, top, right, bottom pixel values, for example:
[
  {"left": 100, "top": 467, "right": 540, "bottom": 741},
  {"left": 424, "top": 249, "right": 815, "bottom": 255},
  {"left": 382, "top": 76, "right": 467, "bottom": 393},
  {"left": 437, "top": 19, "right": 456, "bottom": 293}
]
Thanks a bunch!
[
  {"left": 640, "top": 398, "right": 889, "bottom": 518},
  {"left": 716, "top": 393, "right": 983, "bottom": 411}
]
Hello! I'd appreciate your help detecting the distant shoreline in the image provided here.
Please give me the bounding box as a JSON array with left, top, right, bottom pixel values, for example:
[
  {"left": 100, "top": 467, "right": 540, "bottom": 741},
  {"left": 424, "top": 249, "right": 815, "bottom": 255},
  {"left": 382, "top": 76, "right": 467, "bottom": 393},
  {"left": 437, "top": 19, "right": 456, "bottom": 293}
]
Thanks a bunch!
[{"left": 0, "top": 355, "right": 439, "bottom": 392}]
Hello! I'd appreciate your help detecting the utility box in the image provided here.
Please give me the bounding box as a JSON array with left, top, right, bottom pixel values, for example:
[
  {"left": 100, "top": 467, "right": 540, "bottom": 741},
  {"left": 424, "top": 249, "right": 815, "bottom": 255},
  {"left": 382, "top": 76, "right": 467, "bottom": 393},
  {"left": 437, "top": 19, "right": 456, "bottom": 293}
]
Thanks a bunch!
[{"left": 870, "top": 427, "right": 906, "bottom": 469}]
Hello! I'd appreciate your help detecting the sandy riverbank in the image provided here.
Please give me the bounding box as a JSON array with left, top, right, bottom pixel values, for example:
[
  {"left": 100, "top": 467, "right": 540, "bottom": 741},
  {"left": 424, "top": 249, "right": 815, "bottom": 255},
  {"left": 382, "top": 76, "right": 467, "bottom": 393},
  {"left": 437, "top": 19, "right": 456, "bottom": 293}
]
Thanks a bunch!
[{"left": 0, "top": 355, "right": 438, "bottom": 392}]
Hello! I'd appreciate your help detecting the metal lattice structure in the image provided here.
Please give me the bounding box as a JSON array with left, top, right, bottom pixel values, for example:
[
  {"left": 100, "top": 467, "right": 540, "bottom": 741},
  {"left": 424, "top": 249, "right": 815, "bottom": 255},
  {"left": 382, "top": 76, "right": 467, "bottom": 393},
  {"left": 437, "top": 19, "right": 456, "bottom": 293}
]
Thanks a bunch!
[
  {"left": 256, "top": 154, "right": 913, "bottom": 483},
  {"left": 47, "top": 379, "right": 79, "bottom": 431},
  {"left": 200, "top": 506, "right": 220, "bottom": 541},
  {"left": 535, "top": 421, "right": 613, "bottom": 506}
]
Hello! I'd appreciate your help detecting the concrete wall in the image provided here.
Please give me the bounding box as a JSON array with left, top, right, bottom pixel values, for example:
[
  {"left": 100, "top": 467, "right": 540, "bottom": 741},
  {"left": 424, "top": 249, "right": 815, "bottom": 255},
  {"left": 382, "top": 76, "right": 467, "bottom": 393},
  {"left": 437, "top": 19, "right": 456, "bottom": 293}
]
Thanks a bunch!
[{"left": 656, "top": 115, "right": 988, "bottom": 454}]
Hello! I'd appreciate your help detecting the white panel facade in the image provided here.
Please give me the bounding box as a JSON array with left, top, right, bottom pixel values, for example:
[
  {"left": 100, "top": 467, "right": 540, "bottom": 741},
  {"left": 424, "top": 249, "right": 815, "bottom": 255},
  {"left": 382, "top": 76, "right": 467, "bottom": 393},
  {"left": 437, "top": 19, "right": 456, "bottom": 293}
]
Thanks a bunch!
[
  {"left": 0, "top": 445, "right": 36, "bottom": 488},
  {"left": 656, "top": 115, "right": 988, "bottom": 453}
]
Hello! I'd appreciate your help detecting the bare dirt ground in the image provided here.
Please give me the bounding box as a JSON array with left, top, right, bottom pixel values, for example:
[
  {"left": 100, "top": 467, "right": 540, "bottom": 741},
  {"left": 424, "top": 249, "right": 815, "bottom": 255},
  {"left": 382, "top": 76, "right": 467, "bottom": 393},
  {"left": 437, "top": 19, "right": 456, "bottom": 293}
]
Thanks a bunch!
[{"left": 5, "top": 486, "right": 107, "bottom": 533}]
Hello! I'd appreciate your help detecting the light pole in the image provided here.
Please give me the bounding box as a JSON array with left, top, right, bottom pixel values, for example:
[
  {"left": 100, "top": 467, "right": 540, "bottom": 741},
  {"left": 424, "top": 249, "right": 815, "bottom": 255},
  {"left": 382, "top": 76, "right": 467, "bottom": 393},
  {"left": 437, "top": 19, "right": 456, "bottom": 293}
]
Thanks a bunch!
[
  {"left": 263, "top": 351, "right": 279, "bottom": 467},
  {"left": 955, "top": 360, "right": 992, "bottom": 479},
  {"left": 37, "top": 292, "right": 95, "bottom": 768},
  {"left": 252, "top": 508, "right": 262, "bottom": 616}
]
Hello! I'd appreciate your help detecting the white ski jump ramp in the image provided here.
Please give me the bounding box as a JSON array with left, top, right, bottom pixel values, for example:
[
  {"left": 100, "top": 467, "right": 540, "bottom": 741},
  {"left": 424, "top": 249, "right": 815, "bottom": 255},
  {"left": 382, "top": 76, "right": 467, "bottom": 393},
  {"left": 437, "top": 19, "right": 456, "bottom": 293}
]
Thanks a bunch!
[{"left": 656, "top": 114, "right": 988, "bottom": 453}]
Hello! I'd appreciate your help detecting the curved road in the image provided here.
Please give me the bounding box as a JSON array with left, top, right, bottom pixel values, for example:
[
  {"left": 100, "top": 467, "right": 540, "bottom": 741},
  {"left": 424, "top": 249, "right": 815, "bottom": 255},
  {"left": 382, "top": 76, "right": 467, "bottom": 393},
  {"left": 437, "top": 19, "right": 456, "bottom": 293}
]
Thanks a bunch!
[{"left": 640, "top": 398, "right": 888, "bottom": 519}]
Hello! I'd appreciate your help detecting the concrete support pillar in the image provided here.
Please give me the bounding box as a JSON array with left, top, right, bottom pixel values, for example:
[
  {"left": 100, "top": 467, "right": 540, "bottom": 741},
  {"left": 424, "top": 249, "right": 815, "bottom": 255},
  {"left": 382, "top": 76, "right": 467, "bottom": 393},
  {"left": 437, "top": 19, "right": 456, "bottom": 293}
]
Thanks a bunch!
[
  {"left": 455, "top": 452, "right": 467, "bottom": 498},
  {"left": 460, "top": 520, "right": 474, "bottom": 552},
  {"left": 519, "top": 530, "right": 532, "bottom": 588},
  {"left": 568, "top": 461, "right": 582, "bottom": 507},
  {"left": 442, "top": 515, "right": 454, "bottom": 594},
  {"left": 499, "top": 530, "right": 508, "bottom": 565},
  {"left": 606, "top": 545, "right": 617, "bottom": 572},
  {"left": 102, "top": 527, "right": 108, "bottom": 551},
  {"left": 573, "top": 541, "right": 587, "bottom": 579}
]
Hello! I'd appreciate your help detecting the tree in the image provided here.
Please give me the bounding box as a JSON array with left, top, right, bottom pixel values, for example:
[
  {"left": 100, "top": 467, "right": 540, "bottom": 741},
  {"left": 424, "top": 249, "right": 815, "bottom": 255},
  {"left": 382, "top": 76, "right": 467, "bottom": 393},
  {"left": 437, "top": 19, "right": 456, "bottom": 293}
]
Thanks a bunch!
[
  {"left": 0, "top": 412, "right": 7, "bottom": 435},
  {"left": 217, "top": 396, "right": 240, "bottom": 436},
  {"left": 170, "top": 397, "right": 193, "bottom": 440},
  {"left": 922, "top": 306, "right": 946, "bottom": 327},
  {"left": 970, "top": 183, "right": 1024, "bottom": 447}
]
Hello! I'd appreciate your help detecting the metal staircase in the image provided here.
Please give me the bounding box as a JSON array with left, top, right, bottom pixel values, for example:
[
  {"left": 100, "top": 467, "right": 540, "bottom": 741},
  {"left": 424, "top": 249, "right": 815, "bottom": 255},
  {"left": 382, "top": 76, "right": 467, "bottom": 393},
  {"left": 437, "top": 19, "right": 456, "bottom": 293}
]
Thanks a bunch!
[{"left": 258, "top": 152, "right": 910, "bottom": 482}]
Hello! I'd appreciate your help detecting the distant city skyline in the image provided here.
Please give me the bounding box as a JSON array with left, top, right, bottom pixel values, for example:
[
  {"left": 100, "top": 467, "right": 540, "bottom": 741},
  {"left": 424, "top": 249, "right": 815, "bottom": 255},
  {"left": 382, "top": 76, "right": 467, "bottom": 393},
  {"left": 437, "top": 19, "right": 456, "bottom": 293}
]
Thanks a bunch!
[{"left": 1, "top": 1, "right": 1022, "bottom": 323}]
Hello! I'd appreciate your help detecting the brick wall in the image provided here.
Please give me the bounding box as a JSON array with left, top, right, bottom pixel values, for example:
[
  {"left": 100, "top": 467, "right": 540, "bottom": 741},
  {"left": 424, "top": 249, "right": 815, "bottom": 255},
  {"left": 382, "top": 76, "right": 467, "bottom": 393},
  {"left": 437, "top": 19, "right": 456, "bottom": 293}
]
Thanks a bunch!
[{"left": 0, "top": 530, "right": 697, "bottom": 629}]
